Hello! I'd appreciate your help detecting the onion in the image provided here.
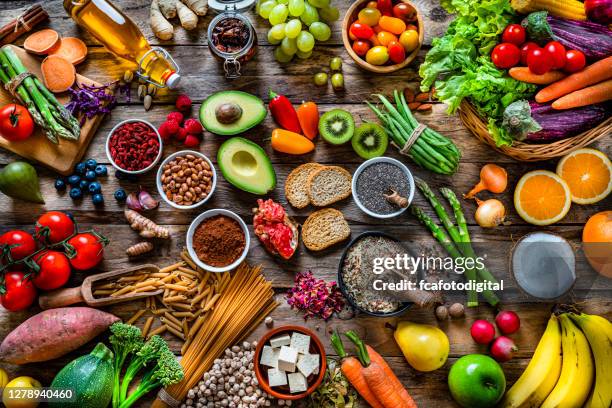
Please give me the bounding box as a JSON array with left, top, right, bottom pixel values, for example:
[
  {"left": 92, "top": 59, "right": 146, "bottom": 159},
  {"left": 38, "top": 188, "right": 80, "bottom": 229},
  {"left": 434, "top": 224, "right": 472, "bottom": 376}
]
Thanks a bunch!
[
  {"left": 585, "top": 0, "right": 612, "bottom": 24},
  {"left": 465, "top": 164, "right": 507, "bottom": 198},
  {"left": 474, "top": 198, "right": 506, "bottom": 228}
]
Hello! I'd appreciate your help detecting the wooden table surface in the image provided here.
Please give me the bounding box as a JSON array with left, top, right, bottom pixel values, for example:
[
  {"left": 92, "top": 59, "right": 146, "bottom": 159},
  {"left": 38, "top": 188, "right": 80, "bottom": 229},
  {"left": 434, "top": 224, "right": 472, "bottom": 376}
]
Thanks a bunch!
[{"left": 0, "top": 1, "right": 610, "bottom": 407}]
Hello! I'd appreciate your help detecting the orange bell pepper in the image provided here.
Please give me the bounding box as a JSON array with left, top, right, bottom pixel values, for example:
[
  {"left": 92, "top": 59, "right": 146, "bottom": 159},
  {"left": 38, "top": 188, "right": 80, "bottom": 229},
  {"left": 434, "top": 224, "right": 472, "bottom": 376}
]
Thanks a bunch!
[
  {"left": 296, "top": 101, "right": 319, "bottom": 140},
  {"left": 271, "top": 129, "right": 315, "bottom": 155}
]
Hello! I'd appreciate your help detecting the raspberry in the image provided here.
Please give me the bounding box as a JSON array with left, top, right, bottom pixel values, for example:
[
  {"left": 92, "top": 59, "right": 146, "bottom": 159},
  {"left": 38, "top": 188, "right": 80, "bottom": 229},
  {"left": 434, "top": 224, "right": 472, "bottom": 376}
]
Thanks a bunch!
[
  {"left": 183, "top": 134, "right": 200, "bottom": 147},
  {"left": 167, "top": 111, "right": 184, "bottom": 124},
  {"left": 175, "top": 94, "right": 192, "bottom": 112},
  {"left": 158, "top": 122, "right": 174, "bottom": 141},
  {"left": 175, "top": 127, "right": 188, "bottom": 142},
  {"left": 184, "top": 118, "right": 203, "bottom": 135},
  {"left": 165, "top": 119, "right": 180, "bottom": 135}
]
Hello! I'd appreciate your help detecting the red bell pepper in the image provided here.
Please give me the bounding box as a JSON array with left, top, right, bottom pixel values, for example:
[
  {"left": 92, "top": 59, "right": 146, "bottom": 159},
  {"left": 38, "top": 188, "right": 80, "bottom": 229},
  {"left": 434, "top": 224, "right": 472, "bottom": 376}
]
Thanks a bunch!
[
  {"left": 377, "top": 0, "right": 393, "bottom": 15},
  {"left": 269, "top": 90, "right": 302, "bottom": 134}
]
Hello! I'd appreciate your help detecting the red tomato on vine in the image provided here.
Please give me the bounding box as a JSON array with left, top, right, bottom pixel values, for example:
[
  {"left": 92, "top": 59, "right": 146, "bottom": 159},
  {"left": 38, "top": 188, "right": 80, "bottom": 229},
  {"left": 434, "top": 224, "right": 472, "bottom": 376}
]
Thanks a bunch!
[
  {"left": 32, "top": 250, "right": 71, "bottom": 290},
  {"left": 0, "top": 230, "right": 36, "bottom": 261},
  {"left": 66, "top": 233, "right": 105, "bottom": 270},
  {"left": 35, "top": 211, "right": 75, "bottom": 244},
  {"left": 0, "top": 104, "right": 34, "bottom": 142},
  {"left": 0, "top": 271, "right": 36, "bottom": 311}
]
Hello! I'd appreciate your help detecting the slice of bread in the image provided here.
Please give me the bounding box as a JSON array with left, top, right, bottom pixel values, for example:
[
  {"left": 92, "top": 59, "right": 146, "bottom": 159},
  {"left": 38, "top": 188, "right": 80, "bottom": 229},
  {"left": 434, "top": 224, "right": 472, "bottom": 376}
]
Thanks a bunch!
[
  {"left": 307, "top": 166, "right": 352, "bottom": 207},
  {"left": 285, "top": 163, "right": 323, "bottom": 209},
  {"left": 302, "top": 208, "right": 350, "bottom": 251}
]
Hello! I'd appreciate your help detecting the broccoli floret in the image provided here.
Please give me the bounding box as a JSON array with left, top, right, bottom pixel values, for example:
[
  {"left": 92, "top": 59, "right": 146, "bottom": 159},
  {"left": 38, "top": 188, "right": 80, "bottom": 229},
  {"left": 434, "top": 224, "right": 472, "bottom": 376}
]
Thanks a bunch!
[
  {"left": 119, "top": 335, "right": 169, "bottom": 401},
  {"left": 119, "top": 349, "right": 184, "bottom": 408},
  {"left": 109, "top": 323, "right": 143, "bottom": 408}
]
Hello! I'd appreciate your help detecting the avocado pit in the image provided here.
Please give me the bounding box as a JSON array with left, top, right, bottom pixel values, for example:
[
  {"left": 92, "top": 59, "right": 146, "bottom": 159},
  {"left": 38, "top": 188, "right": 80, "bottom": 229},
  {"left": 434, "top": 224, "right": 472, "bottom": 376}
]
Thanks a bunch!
[{"left": 215, "top": 102, "right": 243, "bottom": 124}]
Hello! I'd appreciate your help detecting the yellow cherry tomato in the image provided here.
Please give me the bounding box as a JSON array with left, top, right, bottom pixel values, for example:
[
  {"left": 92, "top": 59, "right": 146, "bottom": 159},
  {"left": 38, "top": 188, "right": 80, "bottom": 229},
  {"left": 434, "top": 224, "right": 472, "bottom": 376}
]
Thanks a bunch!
[
  {"left": 366, "top": 1, "right": 378, "bottom": 8},
  {"left": 366, "top": 46, "right": 389, "bottom": 65},
  {"left": 379, "top": 15, "right": 406, "bottom": 35},
  {"left": 399, "top": 29, "right": 419, "bottom": 52},
  {"left": 0, "top": 368, "right": 8, "bottom": 388},
  {"left": 2, "top": 376, "right": 41, "bottom": 408},
  {"left": 376, "top": 31, "right": 398, "bottom": 47},
  {"left": 358, "top": 7, "right": 381, "bottom": 26}
]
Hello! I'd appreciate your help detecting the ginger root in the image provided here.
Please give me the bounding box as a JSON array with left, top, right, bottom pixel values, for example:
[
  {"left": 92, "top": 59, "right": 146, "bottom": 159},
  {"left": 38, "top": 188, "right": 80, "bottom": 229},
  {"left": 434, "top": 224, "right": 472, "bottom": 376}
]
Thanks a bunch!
[
  {"left": 125, "top": 209, "right": 170, "bottom": 239},
  {"left": 158, "top": 0, "right": 177, "bottom": 18},
  {"left": 176, "top": 0, "right": 198, "bottom": 30},
  {"left": 384, "top": 188, "right": 409, "bottom": 208},
  {"left": 182, "top": 0, "right": 208, "bottom": 16},
  {"left": 150, "top": 0, "right": 174, "bottom": 40},
  {"left": 126, "top": 242, "right": 154, "bottom": 257}
]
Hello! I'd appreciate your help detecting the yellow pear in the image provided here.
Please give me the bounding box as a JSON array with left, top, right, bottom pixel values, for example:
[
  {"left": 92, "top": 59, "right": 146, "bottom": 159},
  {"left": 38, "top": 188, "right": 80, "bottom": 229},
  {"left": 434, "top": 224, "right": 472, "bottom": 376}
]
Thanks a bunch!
[{"left": 394, "top": 321, "right": 450, "bottom": 372}]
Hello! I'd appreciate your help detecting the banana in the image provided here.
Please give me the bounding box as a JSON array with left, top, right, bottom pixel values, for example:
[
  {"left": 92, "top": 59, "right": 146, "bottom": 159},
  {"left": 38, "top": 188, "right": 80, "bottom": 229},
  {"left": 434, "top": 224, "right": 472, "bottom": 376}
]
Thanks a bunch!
[
  {"left": 541, "top": 314, "right": 594, "bottom": 408},
  {"left": 569, "top": 313, "right": 612, "bottom": 408},
  {"left": 500, "top": 315, "right": 562, "bottom": 408}
]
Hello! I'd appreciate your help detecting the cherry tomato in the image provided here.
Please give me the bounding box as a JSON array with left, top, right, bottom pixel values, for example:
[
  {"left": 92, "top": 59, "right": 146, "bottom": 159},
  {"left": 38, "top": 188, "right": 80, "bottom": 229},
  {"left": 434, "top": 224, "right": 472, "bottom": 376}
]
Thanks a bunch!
[
  {"left": 399, "top": 30, "right": 419, "bottom": 52},
  {"left": 502, "top": 24, "right": 526, "bottom": 46},
  {"left": 376, "top": 31, "right": 398, "bottom": 46},
  {"left": 0, "top": 104, "right": 34, "bottom": 142},
  {"left": 491, "top": 43, "right": 521, "bottom": 69},
  {"left": 365, "top": 45, "right": 389, "bottom": 65},
  {"left": 388, "top": 41, "right": 406, "bottom": 64},
  {"left": 392, "top": 3, "right": 416, "bottom": 20},
  {"left": 544, "top": 41, "right": 566, "bottom": 70},
  {"left": 0, "top": 271, "right": 36, "bottom": 311},
  {"left": 564, "top": 49, "right": 586, "bottom": 73},
  {"left": 372, "top": 24, "right": 384, "bottom": 34},
  {"left": 369, "top": 34, "right": 381, "bottom": 46},
  {"left": 358, "top": 7, "right": 381, "bottom": 26},
  {"left": 35, "top": 211, "right": 75, "bottom": 244},
  {"left": 527, "top": 47, "right": 553, "bottom": 74},
  {"left": 520, "top": 42, "right": 540, "bottom": 66},
  {"left": 32, "top": 250, "right": 71, "bottom": 290},
  {"left": 350, "top": 21, "right": 375, "bottom": 40},
  {"left": 66, "top": 233, "right": 104, "bottom": 270},
  {"left": 366, "top": 1, "right": 378, "bottom": 8},
  {"left": 377, "top": 0, "right": 392, "bottom": 16},
  {"left": 405, "top": 23, "right": 418, "bottom": 32},
  {"left": 352, "top": 40, "right": 371, "bottom": 56},
  {"left": 349, "top": 30, "right": 357, "bottom": 41},
  {"left": 0, "top": 230, "right": 36, "bottom": 261},
  {"left": 378, "top": 16, "right": 406, "bottom": 35}
]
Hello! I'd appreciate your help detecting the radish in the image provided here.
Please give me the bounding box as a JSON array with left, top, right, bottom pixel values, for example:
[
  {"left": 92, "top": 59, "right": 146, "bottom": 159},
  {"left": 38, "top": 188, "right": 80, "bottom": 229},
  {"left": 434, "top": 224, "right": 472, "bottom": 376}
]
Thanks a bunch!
[
  {"left": 495, "top": 310, "right": 521, "bottom": 334},
  {"left": 470, "top": 320, "right": 496, "bottom": 345},
  {"left": 490, "top": 336, "right": 518, "bottom": 362}
]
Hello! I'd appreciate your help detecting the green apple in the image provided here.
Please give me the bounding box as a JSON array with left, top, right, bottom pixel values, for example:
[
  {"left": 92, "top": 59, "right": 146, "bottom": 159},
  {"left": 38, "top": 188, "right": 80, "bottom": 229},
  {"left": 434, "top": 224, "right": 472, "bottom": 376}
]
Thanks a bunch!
[{"left": 448, "top": 354, "right": 506, "bottom": 408}]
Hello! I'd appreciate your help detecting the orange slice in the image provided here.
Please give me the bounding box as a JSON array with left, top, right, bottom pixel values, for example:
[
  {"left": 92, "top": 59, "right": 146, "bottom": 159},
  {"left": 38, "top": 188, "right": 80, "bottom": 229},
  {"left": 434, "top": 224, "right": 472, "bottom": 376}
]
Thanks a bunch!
[
  {"left": 514, "top": 170, "right": 571, "bottom": 226},
  {"left": 556, "top": 148, "right": 612, "bottom": 205}
]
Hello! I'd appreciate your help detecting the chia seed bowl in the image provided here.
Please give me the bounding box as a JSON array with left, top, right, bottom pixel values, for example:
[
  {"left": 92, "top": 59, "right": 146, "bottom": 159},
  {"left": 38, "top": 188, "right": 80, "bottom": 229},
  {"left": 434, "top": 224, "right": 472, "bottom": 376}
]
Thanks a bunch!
[
  {"left": 352, "top": 157, "right": 415, "bottom": 219},
  {"left": 337, "top": 231, "right": 412, "bottom": 317}
]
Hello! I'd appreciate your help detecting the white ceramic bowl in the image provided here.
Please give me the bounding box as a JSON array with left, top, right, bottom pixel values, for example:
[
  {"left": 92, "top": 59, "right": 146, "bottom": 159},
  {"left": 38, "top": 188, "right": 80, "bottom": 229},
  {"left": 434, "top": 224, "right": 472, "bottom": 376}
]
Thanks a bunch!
[
  {"left": 352, "top": 157, "right": 415, "bottom": 219},
  {"left": 105, "top": 119, "right": 163, "bottom": 175},
  {"left": 156, "top": 150, "right": 217, "bottom": 210},
  {"left": 186, "top": 209, "right": 250, "bottom": 273}
]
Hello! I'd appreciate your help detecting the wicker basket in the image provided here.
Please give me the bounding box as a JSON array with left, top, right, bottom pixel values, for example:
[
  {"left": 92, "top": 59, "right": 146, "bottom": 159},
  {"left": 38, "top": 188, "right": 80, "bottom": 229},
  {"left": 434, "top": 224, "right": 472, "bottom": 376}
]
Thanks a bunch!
[{"left": 458, "top": 101, "right": 612, "bottom": 162}]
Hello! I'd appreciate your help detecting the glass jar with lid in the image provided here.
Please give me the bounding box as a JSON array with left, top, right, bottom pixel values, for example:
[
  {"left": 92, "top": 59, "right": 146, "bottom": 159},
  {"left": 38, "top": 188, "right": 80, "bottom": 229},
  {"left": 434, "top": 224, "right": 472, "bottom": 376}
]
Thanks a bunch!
[{"left": 207, "top": 0, "right": 258, "bottom": 79}]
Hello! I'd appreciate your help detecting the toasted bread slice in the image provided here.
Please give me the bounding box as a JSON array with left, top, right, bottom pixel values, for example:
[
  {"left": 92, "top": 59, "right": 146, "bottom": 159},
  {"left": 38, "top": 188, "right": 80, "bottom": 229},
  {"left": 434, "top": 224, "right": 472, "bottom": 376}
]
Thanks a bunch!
[
  {"left": 285, "top": 163, "right": 323, "bottom": 209},
  {"left": 302, "top": 208, "right": 350, "bottom": 251},
  {"left": 307, "top": 166, "right": 352, "bottom": 207}
]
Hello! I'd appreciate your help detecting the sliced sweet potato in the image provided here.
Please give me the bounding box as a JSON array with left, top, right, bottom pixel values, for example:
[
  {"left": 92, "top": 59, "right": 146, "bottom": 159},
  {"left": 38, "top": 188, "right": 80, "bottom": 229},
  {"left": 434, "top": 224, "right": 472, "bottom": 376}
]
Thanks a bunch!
[
  {"left": 49, "top": 37, "right": 88, "bottom": 65},
  {"left": 41, "top": 55, "right": 76, "bottom": 93},
  {"left": 23, "top": 29, "right": 60, "bottom": 55}
]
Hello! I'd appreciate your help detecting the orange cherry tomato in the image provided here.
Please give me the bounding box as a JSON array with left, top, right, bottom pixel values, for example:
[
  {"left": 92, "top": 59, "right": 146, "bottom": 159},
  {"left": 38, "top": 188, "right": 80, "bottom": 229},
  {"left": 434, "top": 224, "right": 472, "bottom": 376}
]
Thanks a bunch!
[
  {"left": 376, "top": 31, "right": 398, "bottom": 46},
  {"left": 365, "top": 45, "right": 389, "bottom": 65},
  {"left": 372, "top": 24, "right": 384, "bottom": 34},
  {"left": 352, "top": 40, "right": 371, "bottom": 57},
  {"left": 378, "top": 16, "right": 406, "bottom": 35},
  {"left": 388, "top": 40, "right": 406, "bottom": 63},
  {"left": 405, "top": 23, "right": 418, "bottom": 32},
  {"left": 369, "top": 34, "right": 381, "bottom": 46},
  {"left": 399, "top": 30, "right": 419, "bottom": 52},
  {"left": 271, "top": 129, "right": 315, "bottom": 155},
  {"left": 366, "top": 1, "right": 378, "bottom": 8}
]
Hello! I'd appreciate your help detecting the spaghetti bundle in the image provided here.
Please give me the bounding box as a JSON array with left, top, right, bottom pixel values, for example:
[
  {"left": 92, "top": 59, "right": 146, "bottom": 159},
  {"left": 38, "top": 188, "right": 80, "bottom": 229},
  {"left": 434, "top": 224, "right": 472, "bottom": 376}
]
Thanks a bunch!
[{"left": 152, "top": 262, "right": 277, "bottom": 407}]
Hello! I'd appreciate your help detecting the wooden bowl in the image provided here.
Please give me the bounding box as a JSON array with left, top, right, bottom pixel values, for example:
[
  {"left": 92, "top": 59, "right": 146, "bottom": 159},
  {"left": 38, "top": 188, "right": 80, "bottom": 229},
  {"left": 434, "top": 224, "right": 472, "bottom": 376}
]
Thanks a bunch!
[
  {"left": 342, "top": 0, "right": 424, "bottom": 73},
  {"left": 254, "top": 325, "right": 327, "bottom": 400}
]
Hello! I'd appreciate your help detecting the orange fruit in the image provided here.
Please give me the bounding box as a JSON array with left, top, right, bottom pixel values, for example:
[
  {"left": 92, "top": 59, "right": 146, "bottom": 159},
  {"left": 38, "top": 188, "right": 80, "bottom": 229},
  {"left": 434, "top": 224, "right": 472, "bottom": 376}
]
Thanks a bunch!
[
  {"left": 514, "top": 170, "right": 571, "bottom": 226},
  {"left": 583, "top": 211, "right": 612, "bottom": 278},
  {"left": 556, "top": 148, "right": 612, "bottom": 204}
]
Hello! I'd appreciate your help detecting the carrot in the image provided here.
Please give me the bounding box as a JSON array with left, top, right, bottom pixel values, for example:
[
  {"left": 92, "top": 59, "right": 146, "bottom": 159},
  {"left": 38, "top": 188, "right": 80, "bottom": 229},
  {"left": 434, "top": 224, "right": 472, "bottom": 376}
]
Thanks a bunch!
[
  {"left": 23, "top": 28, "right": 60, "bottom": 55},
  {"left": 41, "top": 55, "right": 76, "bottom": 93},
  {"left": 330, "top": 331, "right": 384, "bottom": 408},
  {"left": 536, "top": 56, "right": 612, "bottom": 103},
  {"left": 551, "top": 79, "right": 612, "bottom": 109},
  {"left": 367, "top": 345, "right": 418, "bottom": 408},
  {"left": 508, "top": 67, "right": 567, "bottom": 85},
  {"left": 49, "top": 37, "right": 88, "bottom": 65}
]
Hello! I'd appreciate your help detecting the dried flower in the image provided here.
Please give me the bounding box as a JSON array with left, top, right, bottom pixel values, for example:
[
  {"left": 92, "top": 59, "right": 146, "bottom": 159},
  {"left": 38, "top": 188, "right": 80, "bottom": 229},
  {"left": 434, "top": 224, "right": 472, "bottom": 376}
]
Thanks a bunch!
[
  {"left": 286, "top": 271, "right": 345, "bottom": 320},
  {"left": 66, "top": 82, "right": 117, "bottom": 126}
]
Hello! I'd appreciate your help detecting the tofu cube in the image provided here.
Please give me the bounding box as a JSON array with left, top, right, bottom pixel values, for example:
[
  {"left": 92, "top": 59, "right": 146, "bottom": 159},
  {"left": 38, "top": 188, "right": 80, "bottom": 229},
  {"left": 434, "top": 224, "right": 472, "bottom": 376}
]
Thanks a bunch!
[
  {"left": 297, "top": 353, "right": 320, "bottom": 378},
  {"left": 269, "top": 334, "right": 291, "bottom": 348},
  {"left": 278, "top": 346, "right": 298, "bottom": 373},
  {"left": 288, "top": 372, "right": 308, "bottom": 393},
  {"left": 267, "top": 368, "right": 287, "bottom": 387},
  {"left": 260, "top": 346, "right": 279, "bottom": 368},
  {"left": 290, "top": 332, "right": 311, "bottom": 354}
]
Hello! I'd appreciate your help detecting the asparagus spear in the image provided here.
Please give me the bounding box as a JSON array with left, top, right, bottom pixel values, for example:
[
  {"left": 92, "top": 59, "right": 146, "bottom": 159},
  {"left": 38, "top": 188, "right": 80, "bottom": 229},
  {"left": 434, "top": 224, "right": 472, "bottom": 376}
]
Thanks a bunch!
[
  {"left": 416, "top": 178, "right": 463, "bottom": 244},
  {"left": 440, "top": 187, "right": 470, "bottom": 244}
]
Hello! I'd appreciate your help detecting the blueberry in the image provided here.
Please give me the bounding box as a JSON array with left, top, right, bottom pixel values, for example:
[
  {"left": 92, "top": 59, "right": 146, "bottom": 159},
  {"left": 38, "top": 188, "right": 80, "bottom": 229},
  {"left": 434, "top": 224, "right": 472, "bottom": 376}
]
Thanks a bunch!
[
  {"left": 92, "top": 193, "right": 104, "bottom": 205},
  {"left": 88, "top": 181, "right": 102, "bottom": 194},
  {"left": 79, "top": 180, "right": 90, "bottom": 191},
  {"left": 114, "top": 188, "right": 127, "bottom": 202},
  {"left": 54, "top": 178, "right": 66, "bottom": 190},
  {"left": 94, "top": 165, "right": 108, "bottom": 177},
  {"left": 69, "top": 187, "right": 83, "bottom": 199},
  {"left": 67, "top": 175, "right": 81, "bottom": 186},
  {"left": 84, "top": 170, "right": 97, "bottom": 181},
  {"left": 74, "top": 162, "right": 87, "bottom": 175},
  {"left": 85, "top": 159, "right": 98, "bottom": 170}
]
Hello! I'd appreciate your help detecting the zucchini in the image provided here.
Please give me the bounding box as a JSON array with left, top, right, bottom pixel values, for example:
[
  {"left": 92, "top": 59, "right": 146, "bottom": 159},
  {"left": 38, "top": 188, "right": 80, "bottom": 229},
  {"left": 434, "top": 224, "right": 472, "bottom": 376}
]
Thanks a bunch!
[{"left": 50, "top": 343, "right": 114, "bottom": 408}]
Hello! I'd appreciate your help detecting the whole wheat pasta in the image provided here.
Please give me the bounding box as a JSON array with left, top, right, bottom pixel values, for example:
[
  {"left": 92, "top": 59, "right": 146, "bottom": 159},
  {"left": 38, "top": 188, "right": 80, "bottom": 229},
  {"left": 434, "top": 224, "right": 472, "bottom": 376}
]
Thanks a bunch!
[
  {"left": 171, "top": 302, "right": 193, "bottom": 312},
  {"left": 152, "top": 308, "right": 170, "bottom": 315},
  {"left": 159, "top": 261, "right": 185, "bottom": 274},
  {"left": 173, "top": 311, "right": 194, "bottom": 319},
  {"left": 163, "top": 312, "right": 182, "bottom": 328},
  {"left": 165, "top": 283, "right": 188, "bottom": 291},
  {"left": 164, "top": 295, "right": 187, "bottom": 303},
  {"left": 142, "top": 317, "right": 154, "bottom": 338},
  {"left": 166, "top": 324, "right": 185, "bottom": 340},
  {"left": 126, "top": 309, "right": 146, "bottom": 325},
  {"left": 203, "top": 293, "right": 221, "bottom": 312},
  {"left": 181, "top": 251, "right": 198, "bottom": 270},
  {"left": 93, "top": 289, "right": 115, "bottom": 296},
  {"left": 147, "top": 324, "right": 167, "bottom": 339},
  {"left": 182, "top": 319, "right": 189, "bottom": 338},
  {"left": 135, "top": 285, "right": 158, "bottom": 293},
  {"left": 111, "top": 285, "right": 134, "bottom": 297},
  {"left": 160, "top": 317, "right": 182, "bottom": 333}
]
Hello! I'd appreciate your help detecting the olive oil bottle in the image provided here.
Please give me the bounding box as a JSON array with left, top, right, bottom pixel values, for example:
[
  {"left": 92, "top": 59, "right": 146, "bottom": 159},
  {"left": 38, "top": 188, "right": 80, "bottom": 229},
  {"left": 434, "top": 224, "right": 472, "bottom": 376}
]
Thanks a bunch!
[{"left": 64, "top": 0, "right": 180, "bottom": 88}]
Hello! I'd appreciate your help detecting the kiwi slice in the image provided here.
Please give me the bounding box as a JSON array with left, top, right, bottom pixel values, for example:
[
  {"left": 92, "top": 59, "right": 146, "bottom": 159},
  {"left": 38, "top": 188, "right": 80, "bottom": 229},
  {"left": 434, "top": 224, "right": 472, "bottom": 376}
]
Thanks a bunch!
[
  {"left": 352, "top": 123, "right": 388, "bottom": 159},
  {"left": 319, "top": 109, "right": 355, "bottom": 145}
]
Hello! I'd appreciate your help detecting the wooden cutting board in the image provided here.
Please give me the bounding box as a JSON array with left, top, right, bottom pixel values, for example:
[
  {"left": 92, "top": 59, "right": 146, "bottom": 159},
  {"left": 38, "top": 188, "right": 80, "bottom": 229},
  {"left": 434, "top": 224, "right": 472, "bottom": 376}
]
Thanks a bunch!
[{"left": 0, "top": 45, "right": 108, "bottom": 175}]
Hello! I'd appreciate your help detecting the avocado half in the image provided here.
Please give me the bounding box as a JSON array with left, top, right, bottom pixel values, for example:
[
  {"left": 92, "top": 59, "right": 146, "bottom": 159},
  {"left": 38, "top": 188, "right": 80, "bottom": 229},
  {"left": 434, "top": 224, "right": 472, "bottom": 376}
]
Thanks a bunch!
[
  {"left": 199, "top": 91, "right": 267, "bottom": 136},
  {"left": 217, "top": 137, "right": 276, "bottom": 195}
]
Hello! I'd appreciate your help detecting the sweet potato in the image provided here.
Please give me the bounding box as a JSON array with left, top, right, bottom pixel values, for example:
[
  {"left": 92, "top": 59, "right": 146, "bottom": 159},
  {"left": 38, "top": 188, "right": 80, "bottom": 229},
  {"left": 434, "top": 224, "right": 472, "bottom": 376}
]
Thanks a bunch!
[
  {"left": 41, "top": 55, "right": 76, "bottom": 93},
  {"left": 0, "top": 307, "right": 119, "bottom": 364},
  {"left": 23, "top": 29, "right": 60, "bottom": 55},
  {"left": 49, "top": 37, "right": 88, "bottom": 65}
]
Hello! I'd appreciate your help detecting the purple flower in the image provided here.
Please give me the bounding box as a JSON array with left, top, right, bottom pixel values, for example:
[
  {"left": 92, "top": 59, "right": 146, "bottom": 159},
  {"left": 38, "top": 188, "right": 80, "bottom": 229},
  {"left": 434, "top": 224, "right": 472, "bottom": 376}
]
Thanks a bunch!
[{"left": 285, "top": 272, "right": 345, "bottom": 320}]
